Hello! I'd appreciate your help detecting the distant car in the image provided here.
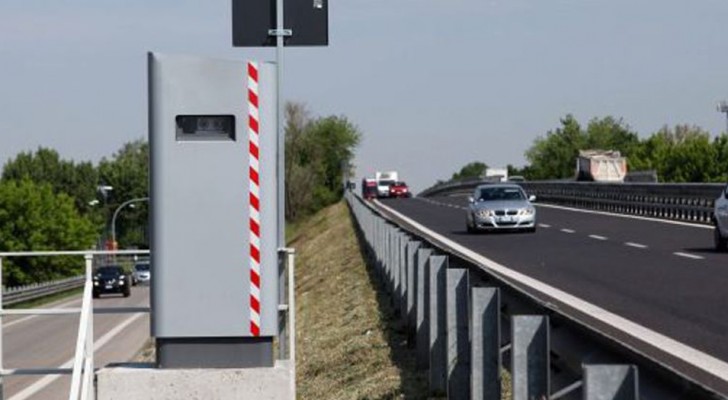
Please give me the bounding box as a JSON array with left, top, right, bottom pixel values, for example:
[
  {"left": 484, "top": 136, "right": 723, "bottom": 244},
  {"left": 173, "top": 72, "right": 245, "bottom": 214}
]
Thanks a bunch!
[
  {"left": 93, "top": 265, "right": 131, "bottom": 298},
  {"left": 508, "top": 175, "right": 526, "bottom": 182},
  {"left": 713, "top": 184, "right": 728, "bottom": 251},
  {"left": 132, "top": 262, "right": 151, "bottom": 286},
  {"left": 466, "top": 183, "right": 537, "bottom": 233},
  {"left": 389, "top": 181, "right": 412, "bottom": 198}
]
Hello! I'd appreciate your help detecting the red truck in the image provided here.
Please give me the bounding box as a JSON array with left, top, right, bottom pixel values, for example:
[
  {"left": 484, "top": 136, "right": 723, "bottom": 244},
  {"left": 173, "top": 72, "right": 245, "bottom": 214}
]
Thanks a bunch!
[{"left": 362, "top": 178, "right": 378, "bottom": 200}]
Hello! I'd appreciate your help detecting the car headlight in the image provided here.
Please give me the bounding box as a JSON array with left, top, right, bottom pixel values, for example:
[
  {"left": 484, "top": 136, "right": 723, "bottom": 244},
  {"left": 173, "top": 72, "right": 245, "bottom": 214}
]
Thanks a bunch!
[
  {"left": 119, "top": 280, "right": 125, "bottom": 285},
  {"left": 94, "top": 281, "right": 99, "bottom": 286},
  {"left": 477, "top": 209, "right": 495, "bottom": 218},
  {"left": 519, "top": 208, "right": 535, "bottom": 216}
]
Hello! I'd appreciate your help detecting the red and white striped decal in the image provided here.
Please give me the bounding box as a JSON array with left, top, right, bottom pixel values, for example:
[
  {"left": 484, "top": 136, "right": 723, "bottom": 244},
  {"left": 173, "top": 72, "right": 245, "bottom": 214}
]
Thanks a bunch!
[{"left": 248, "top": 61, "right": 261, "bottom": 336}]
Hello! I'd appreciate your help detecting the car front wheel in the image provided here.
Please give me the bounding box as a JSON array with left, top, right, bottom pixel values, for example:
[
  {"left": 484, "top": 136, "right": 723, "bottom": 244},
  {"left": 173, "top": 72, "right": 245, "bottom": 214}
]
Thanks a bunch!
[{"left": 715, "top": 224, "right": 728, "bottom": 252}]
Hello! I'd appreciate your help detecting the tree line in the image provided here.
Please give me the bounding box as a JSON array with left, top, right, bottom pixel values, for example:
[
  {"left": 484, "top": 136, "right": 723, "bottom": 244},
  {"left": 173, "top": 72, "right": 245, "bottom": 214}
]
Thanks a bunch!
[
  {"left": 0, "top": 102, "right": 359, "bottom": 286},
  {"left": 446, "top": 115, "right": 728, "bottom": 184}
]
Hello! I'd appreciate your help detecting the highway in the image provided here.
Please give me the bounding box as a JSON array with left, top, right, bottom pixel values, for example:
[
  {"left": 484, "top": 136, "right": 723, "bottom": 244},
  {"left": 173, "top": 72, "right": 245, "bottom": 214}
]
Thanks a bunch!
[
  {"left": 380, "top": 195, "right": 728, "bottom": 393},
  {"left": 3, "top": 287, "right": 150, "bottom": 400}
]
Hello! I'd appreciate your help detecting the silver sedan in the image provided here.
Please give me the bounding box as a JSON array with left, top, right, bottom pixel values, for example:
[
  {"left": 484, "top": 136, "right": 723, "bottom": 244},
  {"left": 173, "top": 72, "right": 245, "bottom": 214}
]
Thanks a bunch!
[{"left": 466, "top": 184, "right": 537, "bottom": 233}]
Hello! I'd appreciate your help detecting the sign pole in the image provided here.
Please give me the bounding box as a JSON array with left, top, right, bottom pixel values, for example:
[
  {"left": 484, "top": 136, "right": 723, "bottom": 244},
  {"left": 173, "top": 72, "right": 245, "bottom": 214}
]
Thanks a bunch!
[{"left": 275, "top": 0, "right": 288, "bottom": 359}]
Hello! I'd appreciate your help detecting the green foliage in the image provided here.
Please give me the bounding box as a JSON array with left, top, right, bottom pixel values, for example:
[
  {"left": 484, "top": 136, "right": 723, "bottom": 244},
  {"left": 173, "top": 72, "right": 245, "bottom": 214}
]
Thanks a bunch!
[
  {"left": 2, "top": 148, "right": 99, "bottom": 213},
  {"left": 522, "top": 115, "right": 728, "bottom": 183},
  {"left": 97, "top": 139, "right": 149, "bottom": 249},
  {"left": 525, "top": 115, "right": 584, "bottom": 180},
  {"left": 0, "top": 180, "right": 96, "bottom": 286},
  {"left": 451, "top": 162, "right": 488, "bottom": 181},
  {"left": 284, "top": 102, "right": 361, "bottom": 221}
]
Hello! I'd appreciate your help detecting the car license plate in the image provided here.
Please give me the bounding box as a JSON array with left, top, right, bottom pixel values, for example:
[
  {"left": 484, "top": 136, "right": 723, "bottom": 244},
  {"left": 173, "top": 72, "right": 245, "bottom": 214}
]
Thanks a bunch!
[
  {"left": 498, "top": 216, "right": 513, "bottom": 223},
  {"left": 105, "top": 285, "right": 113, "bottom": 289}
]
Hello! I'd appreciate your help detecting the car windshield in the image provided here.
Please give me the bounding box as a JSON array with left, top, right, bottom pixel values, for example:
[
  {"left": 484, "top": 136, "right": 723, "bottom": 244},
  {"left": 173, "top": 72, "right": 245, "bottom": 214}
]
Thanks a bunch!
[
  {"left": 135, "top": 264, "right": 150, "bottom": 272},
  {"left": 477, "top": 187, "right": 526, "bottom": 201},
  {"left": 394, "top": 181, "right": 407, "bottom": 186},
  {"left": 379, "top": 180, "right": 395, "bottom": 186},
  {"left": 97, "top": 266, "right": 123, "bottom": 275}
]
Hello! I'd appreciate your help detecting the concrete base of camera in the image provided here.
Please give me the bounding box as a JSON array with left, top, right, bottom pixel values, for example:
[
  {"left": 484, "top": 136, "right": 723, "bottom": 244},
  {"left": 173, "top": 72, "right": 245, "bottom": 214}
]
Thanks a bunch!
[{"left": 96, "top": 361, "right": 293, "bottom": 400}]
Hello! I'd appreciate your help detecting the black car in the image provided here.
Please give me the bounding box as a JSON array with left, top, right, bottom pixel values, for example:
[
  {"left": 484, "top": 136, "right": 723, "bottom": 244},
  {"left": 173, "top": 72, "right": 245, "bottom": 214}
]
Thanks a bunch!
[{"left": 93, "top": 265, "right": 132, "bottom": 298}]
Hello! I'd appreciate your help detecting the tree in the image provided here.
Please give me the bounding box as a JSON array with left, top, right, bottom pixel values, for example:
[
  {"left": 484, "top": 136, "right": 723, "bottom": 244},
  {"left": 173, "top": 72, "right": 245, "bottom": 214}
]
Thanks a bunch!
[
  {"left": 640, "top": 125, "right": 718, "bottom": 182},
  {"left": 0, "top": 180, "right": 96, "bottom": 286},
  {"left": 525, "top": 114, "right": 584, "bottom": 180},
  {"left": 285, "top": 102, "right": 316, "bottom": 221},
  {"left": 584, "top": 117, "right": 643, "bottom": 169},
  {"left": 451, "top": 162, "right": 487, "bottom": 181},
  {"left": 97, "top": 139, "right": 149, "bottom": 248},
  {"left": 283, "top": 102, "right": 361, "bottom": 221},
  {"left": 2, "top": 148, "right": 99, "bottom": 214}
]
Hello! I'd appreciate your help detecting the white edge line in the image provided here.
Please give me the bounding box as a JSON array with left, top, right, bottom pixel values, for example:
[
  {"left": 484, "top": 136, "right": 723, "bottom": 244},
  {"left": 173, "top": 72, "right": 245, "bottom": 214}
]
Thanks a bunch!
[
  {"left": 8, "top": 313, "right": 145, "bottom": 400},
  {"left": 625, "top": 242, "right": 648, "bottom": 249},
  {"left": 674, "top": 252, "right": 705, "bottom": 260},
  {"left": 374, "top": 199, "right": 728, "bottom": 383},
  {"left": 536, "top": 203, "right": 712, "bottom": 230}
]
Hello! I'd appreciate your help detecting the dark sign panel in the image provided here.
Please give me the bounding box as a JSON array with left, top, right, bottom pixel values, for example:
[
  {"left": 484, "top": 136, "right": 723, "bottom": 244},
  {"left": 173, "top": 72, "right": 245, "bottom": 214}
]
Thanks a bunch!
[{"left": 232, "top": 0, "right": 328, "bottom": 47}]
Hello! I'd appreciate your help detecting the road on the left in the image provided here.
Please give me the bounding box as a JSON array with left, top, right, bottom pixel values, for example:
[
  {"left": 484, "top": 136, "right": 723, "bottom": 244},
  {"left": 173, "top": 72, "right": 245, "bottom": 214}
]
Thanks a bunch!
[{"left": 3, "top": 287, "right": 150, "bottom": 400}]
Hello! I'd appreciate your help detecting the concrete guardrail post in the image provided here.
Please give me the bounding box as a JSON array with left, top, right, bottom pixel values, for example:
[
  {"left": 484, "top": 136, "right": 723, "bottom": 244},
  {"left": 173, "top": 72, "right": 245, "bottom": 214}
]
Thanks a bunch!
[
  {"left": 584, "top": 365, "right": 638, "bottom": 400},
  {"left": 471, "top": 287, "right": 501, "bottom": 400},
  {"left": 416, "top": 247, "right": 433, "bottom": 369},
  {"left": 406, "top": 240, "right": 421, "bottom": 333},
  {"left": 399, "top": 234, "right": 408, "bottom": 319},
  {"left": 512, "top": 315, "right": 550, "bottom": 400},
  {"left": 429, "top": 254, "right": 448, "bottom": 395},
  {"left": 447, "top": 268, "right": 470, "bottom": 399}
]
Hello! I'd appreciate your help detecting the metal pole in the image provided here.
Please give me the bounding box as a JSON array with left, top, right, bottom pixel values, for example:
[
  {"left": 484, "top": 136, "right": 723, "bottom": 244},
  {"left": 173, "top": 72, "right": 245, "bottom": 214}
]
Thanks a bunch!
[
  {"left": 110, "top": 197, "right": 150, "bottom": 247},
  {"left": 84, "top": 254, "right": 95, "bottom": 400},
  {"left": 0, "top": 257, "right": 4, "bottom": 400},
  {"left": 276, "top": 0, "right": 287, "bottom": 359},
  {"left": 287, "top": 250, "right": 296, "bottom": 399}
]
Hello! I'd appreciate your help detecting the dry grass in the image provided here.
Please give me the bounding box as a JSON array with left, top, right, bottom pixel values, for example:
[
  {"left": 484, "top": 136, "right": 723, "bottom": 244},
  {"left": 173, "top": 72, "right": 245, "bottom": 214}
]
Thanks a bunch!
[{"left": 293, "top": 202, "right": 429, "bottom": 400}]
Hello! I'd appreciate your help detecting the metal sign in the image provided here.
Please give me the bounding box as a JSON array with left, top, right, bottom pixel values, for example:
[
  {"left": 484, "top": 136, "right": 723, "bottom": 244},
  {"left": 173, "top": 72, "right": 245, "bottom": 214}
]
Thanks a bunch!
[{"left": 232, "top": 0, "right": 329, "bottom": 47}]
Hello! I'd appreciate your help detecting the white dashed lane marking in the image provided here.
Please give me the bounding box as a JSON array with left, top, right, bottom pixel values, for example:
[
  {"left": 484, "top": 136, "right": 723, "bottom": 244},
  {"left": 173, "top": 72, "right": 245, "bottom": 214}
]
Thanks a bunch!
[
  {"left": 674, "top": 252, "right": 705, "bottom": 260},
  {"left": 589, "top": 235, "right": 608, "bottom": 241},
  {"left": 625, "top": 242, "right": 648, "bottom": 249},
  {"left": 560, "top": 228, "right": 576, "bottom": 234},
  {"left": 538, "top": 224, "right": 551, "bottom": 228}
]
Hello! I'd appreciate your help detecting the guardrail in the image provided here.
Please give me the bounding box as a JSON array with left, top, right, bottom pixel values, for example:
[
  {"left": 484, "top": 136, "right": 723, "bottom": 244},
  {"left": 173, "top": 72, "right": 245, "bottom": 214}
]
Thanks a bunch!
[
  {"left": 345, "top": 191, "right": 725, "bottom": 399},
  {"left": 419, "top": 180, "right": 725, "bottom": 225},
  {"left": 3, "top": 275, "right": 85, "bottom": 306}
]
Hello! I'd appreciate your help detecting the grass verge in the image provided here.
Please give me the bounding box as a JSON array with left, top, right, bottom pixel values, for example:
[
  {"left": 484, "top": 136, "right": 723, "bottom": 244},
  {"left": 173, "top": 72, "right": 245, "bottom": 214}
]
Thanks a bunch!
[{"left": 293, "top": 201, "right": 429, "bottom": 399}]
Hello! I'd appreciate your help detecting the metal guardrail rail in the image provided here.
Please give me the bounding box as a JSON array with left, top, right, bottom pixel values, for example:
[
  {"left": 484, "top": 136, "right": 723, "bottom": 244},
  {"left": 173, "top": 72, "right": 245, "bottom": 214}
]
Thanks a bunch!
[
  {"left": 419, "top": 180, "right": 725, "bottom": 225},
  {"left": 345, "top": 191, "right": 726, "bottom": 399},
  {"left": 3, "top": 275, "right": 85, "bottom": 306}
]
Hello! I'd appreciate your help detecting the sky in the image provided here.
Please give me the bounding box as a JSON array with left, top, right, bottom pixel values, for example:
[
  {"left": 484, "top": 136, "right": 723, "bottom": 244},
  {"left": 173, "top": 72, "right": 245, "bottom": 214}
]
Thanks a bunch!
[{"left": 2, "top": 0, "right": 728, "bottom": 192}]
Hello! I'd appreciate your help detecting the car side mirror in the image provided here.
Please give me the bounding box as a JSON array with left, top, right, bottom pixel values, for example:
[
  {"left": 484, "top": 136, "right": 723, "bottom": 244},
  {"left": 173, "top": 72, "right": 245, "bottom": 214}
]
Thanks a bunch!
[
  {"left": 529, "top": 195, "right": 537, "bottom": 202},
  {"left": 468, "top": 196, "right": 474, "bottom": 204}
]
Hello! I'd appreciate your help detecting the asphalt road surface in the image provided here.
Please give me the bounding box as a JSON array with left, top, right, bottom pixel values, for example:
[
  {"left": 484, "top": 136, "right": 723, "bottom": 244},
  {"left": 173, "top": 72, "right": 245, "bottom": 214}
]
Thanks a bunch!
[
  {"left": 4, "top": 286, "right": 150, "bottom": 400},
  {"left": 380, "top": 196, "right": 728, "bottom": 392}
]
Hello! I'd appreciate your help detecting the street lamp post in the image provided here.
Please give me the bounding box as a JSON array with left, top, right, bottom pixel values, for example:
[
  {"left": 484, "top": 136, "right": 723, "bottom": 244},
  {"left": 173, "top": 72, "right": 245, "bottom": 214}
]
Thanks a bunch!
[
  {"left": 111, "top": 197, "right": 149, "bottom": 249},
  {"left": 718, "top": 101, "right": 728, "bottom": 134}
]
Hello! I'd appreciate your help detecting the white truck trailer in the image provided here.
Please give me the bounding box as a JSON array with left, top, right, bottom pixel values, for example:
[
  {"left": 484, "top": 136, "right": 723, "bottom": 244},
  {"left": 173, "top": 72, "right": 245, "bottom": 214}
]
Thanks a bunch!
[{"left": 576, "top": 150, "right": 627, "bottom": 182}]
